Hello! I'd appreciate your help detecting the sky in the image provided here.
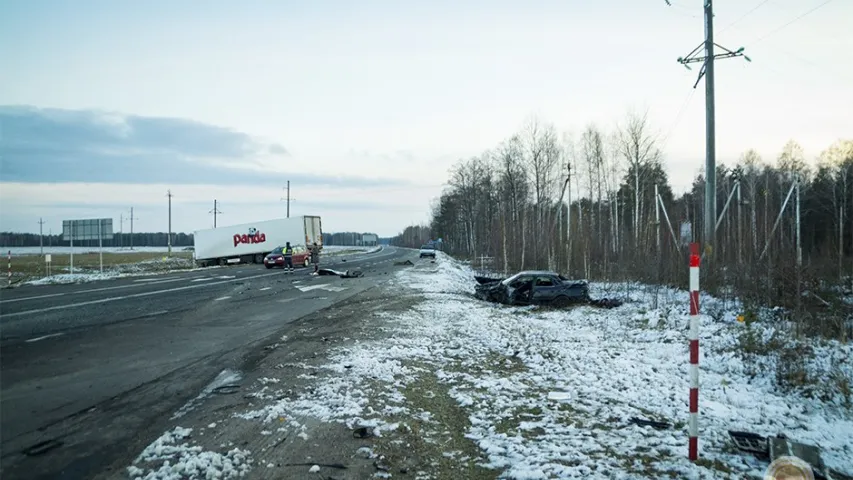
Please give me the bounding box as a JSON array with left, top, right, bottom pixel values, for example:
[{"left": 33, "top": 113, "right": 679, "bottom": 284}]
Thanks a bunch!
[{"left": 1, "top": 0, "right": 851, "bottom": 237}]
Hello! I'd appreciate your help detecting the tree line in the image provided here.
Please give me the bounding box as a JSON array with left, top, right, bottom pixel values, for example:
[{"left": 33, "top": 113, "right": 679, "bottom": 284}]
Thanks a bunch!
[
  {"left": 0, "top": 232, "right": 195, "bottom": 248},
  {"left": 393, "top": 112, "right": 852, "bottom": 339}
]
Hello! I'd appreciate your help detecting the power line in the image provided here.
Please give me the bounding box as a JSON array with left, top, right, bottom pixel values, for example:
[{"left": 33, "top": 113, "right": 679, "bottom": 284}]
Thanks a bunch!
[
  {"left": 746, "top": 0, "right": 834, "bottom": 47},
  {"left": 718, "top": 0, "right": 774, "bottom": 34},
  {"left": 660, "top": 87, "right": 698, "bottom": 153}
]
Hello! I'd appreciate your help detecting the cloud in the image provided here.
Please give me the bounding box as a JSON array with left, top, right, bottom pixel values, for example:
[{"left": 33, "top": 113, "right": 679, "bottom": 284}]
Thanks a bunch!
[{"left": 0, "top": 105, "right": 406, "bottom": 188}]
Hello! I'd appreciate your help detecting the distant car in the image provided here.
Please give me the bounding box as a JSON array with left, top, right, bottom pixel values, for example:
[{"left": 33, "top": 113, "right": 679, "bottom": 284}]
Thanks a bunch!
[
  {"left": 419, "top": 244, "right": 437, "bottom": 258},
  {"left": 264, "top": 245, "right": 311, "bottom": 269},
  {"left": 475, "top": 270, "right": 590, "bottom": 307}
]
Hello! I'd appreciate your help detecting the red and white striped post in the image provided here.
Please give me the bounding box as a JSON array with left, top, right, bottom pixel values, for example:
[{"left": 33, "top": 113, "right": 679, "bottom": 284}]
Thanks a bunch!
[
  {"left": 7, "top": 250, "right": 11, "bottom": 286},
  {"left": 688, "top": 242, "right": 700, "bottom": 460}
]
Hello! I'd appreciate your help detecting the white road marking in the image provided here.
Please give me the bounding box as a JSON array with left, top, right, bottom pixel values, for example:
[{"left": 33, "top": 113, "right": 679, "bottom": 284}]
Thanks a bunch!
[
  {"left": 295, "top": 284, "right": 349, "bottom": 293},
  {"left": 146, "top": 310, "right": 169, "bottom": 316},
  {"left": 25, "top": 332, "right": 64, "bottom": 343},
  {"left": 133, "top": 278, "right": 162, "bottom": 282},
  {"left": 0, "top": 271, "right": 282, "bottom": 319},
  {"left": 191, "top": 278, "right": 215, "bottom": 282},
  {"left": 215, "top": 296, "right": 231, "bottom": 301},
  {"left": 217, "top": 275, "right": 236, "bottom": 279},
  {"left": 259, "top": 287, "right": 272, "bottom": 291},
  {"left": 0, "top": 292, "right": 67, "bottom": 303}
]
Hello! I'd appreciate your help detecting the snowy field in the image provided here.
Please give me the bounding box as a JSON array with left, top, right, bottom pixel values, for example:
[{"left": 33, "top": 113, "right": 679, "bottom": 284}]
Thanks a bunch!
[
  {"left": 129, "top": 255, "right": 852, "bottom": 479},
  {"left": 3, "top": 246, "right": 177, "bottom": 256},
  {"left": 25, "top": 257, "right": 202, "bottom": 286}
]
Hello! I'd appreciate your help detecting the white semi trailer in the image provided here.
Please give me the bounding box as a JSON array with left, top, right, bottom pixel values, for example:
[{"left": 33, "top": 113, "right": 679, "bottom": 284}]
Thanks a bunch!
[{"left": 193, "top": 215, "right": 322, "bottom": 267}]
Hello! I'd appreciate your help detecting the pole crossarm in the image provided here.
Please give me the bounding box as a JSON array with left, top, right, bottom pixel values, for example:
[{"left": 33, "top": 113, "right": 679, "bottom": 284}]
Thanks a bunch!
[{"left": 678, "top": 44, "right": 751, "bottom": 88}]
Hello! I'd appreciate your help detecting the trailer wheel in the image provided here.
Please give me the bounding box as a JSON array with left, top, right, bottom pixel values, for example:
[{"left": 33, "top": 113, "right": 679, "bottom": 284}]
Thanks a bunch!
[
  {"left": 254, "top": 254, "right": 263, "bottom": 264},
  {"left": 219, "top": 258, "right": 227, "bottom": 267}
]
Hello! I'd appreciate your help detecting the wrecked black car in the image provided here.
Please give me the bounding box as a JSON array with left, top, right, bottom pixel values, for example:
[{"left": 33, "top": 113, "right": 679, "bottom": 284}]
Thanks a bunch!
[{"left": 475, "top": 271, "right": 591, "bottom": 307}]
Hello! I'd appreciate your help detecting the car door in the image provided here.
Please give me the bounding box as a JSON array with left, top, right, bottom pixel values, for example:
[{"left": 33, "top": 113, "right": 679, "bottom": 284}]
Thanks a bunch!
[
  {"left": 532, "top": 275, "right": 559, "bottom": 303},
  {"left": 294, "top": 246, "right": 307, "bottom": 264},
  {"left": 507, "top": 275, "right": 534, "bottom": 305}
]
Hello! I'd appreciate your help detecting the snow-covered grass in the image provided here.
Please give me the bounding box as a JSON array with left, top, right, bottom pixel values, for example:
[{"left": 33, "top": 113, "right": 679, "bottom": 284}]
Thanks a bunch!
[
  {"left": 3, "top": 246, "right": 178, "bottom": 256},
  {"left": 231, "top": 253, "right": 852, "bottom": 479},
  {"left": 24, "top": 257, "right": 202, "bottom": 286}
]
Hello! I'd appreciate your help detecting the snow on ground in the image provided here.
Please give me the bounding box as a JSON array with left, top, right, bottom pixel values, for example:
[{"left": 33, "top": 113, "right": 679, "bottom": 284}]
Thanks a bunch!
[
  {"left": 134, "top": 254, "right": 852, "bottom": 479},
  {"left": 25, "top": 257, "right": 202, "bottom": 285},
  {"left": 127, "top": 427, "right": 252, "bottom": 480},
  {"left": 4, "top": 246, "right": 177, "bottom": 256}
]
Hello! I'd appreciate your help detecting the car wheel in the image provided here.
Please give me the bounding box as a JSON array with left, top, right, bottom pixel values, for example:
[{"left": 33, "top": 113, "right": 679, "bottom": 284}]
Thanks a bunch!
[
  {"left": 552, "top": 296, "right": 572, "bottom": 308},
  {"left": 303, "top": 257, "right": 309, "bottom": 267}
]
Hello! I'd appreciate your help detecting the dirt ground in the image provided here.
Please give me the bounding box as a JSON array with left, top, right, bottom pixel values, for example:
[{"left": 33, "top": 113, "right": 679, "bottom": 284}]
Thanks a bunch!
[{"left": 120, "top": 280, "right": 494, "bottom": 480}]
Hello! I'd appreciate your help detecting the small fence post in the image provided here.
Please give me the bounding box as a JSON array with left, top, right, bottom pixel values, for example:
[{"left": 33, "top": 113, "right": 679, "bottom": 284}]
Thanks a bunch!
[
  {"left": 689, "top": 242, "right": 701, "bottom": 460},
  {"left": 7, "top": 250, "right": 11, "bottom": 286}
]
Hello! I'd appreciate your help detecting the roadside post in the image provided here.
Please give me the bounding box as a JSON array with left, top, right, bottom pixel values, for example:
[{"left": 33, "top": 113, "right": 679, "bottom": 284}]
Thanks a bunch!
[
  {"left": 98, "top": 219, "right": 104, "bottom": 273},
  {"left": 70, "top": 221, "right": 74, "bottom": 274},
  {"left": 45, "top": 254, "right": 52, "bottom": 277},
  {"left": 688, "top": 242, "right": 701, "bottom": 460},
  {"left": 7, "top": 250, "right": 10, "bottom": 286}
]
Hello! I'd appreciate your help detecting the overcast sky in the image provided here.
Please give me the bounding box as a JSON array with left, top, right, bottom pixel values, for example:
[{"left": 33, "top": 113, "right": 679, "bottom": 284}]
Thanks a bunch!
[{"left": 1, "top": 0, "right": 851, "bottom": 237}]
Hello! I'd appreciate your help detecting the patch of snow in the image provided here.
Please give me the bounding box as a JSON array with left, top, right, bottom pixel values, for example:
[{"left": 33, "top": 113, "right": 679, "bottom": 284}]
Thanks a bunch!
[
  {"left": 234, "top": 257, "right": 853, "bottom": 478},
  {"left": 129, "top": 427, "right": 252, "bottom": 480},
  {"left": 308, "top": 464, "right": 320, "bottom": 473},
  {"left": 26, "top": 272, "right": 123, "bottom": 285}
]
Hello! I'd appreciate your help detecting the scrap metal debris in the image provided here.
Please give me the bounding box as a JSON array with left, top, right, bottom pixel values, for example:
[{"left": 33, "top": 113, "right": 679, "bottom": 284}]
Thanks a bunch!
[
  {"left": 317, "top": 268, "right": 364, "bottom": 278},
  {"left": 728, "top": 431, "right": 851, "bottom": 480},
  {"left": 628, "top": 417, "right": 670, "bottom": 430}
]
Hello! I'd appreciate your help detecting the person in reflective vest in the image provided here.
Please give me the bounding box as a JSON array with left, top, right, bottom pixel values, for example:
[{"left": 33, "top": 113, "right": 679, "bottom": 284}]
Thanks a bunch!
[{"left": 283, "top": 242, "right": 294, "bottom": 272}]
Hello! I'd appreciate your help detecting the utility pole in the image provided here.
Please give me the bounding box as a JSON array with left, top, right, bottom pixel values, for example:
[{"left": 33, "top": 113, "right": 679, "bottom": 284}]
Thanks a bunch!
[
  {"left": 673, "top": 0, "right": 750, "bottom": 255},
  {"left": 167, "top": 190, "right": 173, "bottom": 256},
  {"left": 281, "top": 182, "right": 295, "bottom": 218},
  {"left": 38, "top": 218, "right": 46, "bottom": 256},
  {"left": 119, "top": 213, "right": 124, "bottom": 249},
  {"left": 210, "top": 200, "right": 222, "bottom": 228},
  {"left": 128, "top": 208, "right": 139, "bottom": 250}
]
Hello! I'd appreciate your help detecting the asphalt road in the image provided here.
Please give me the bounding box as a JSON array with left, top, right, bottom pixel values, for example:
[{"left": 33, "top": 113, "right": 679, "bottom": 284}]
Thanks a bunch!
[{"left": 0, "top": 246, "right": 413, "bottom": 480}]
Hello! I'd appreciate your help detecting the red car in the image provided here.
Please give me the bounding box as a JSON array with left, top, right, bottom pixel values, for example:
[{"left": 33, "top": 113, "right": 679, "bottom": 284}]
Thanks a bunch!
[{"left": 264, "top": 245, "right": 311, "bottom": 269}]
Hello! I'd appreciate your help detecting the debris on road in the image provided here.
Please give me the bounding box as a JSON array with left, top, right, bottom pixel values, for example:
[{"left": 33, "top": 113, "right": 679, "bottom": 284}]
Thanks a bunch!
[
  {"left": 316, "top": 268, "right": 364, "bottom": 278},
  {"left": 728, "top": 431, "right": 852, "bottom": 480},
  {"left": 628, "top": 417, "right": 671, "bottom": 430},
  {"left": 394, "top": 260, "right": 414, "bottom": 266}
]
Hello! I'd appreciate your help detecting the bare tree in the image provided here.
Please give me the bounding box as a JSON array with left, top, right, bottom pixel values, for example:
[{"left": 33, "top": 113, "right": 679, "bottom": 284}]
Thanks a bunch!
[{"left": 616, "top": 110, "right": 662, "bottom": 246}]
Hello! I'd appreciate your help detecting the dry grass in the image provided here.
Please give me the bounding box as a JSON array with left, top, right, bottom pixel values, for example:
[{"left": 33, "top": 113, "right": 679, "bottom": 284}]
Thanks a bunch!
[{"left": 9, "top": 252, "right": 193, "bottom": 277}]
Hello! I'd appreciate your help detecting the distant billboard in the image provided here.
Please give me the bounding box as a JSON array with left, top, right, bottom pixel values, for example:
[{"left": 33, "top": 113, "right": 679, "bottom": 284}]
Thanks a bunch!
[{"left": 63, "top": 218, "right": 114, "bottom": 241}]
